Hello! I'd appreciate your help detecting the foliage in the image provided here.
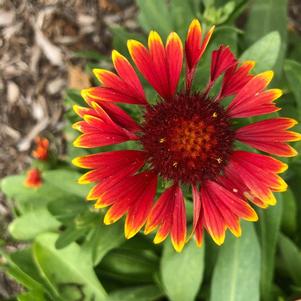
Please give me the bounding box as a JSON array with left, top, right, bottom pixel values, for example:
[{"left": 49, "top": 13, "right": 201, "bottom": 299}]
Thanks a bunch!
[{"left": 1, "top": 0, "right": 301, "bottom": 300}]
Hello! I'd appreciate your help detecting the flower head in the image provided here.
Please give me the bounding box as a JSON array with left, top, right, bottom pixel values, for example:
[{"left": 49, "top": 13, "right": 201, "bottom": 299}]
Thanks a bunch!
[
  {"left": 24, "top": 168, "right": 43, "bottom": 188},
  {"left": 72, "top": 19, "right": 301, "bottom": 252},
  {"left": 32, "top": 136, "right": 49, "bottom": 161}
]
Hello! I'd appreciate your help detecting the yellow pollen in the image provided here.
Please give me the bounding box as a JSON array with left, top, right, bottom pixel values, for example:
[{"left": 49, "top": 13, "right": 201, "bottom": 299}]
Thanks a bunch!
[
  {"left": 159, "top": 138, "right": 166, "bottom": 143},
  {"left": 217, "top": 157, "right": 222, "bottom": 164},
  {"left": 173, "top": 162, "right": 178, "bottom": 167},
  {"left": 212, "top": 112, "right": 218, "bottom": 118}
]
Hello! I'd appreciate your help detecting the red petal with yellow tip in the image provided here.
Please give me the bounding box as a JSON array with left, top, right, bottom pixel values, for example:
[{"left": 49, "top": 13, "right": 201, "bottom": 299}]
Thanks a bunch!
[
  {"left": 128, "top": 39, "right": 166, "bottom": 98},
  {"left": 82, "top": 86, "right": 146, "bottom": 105},
  {"left": 218, "top": 61, "right": 255, "bottom": 99},
  {"left": 125, "top": 172, "right": 158, "bottom": 238},
  {"left": 210, "top": 45, "right": 236, "bottom": 83},
  {"left": 226, "top": 151, "right": 287, "bottom": 206},
  {"left": 74, "top": 150, "right": 146, "bottom": 185},
  {"left": 145, "top": 185, "right": 187, "bottom": 252},
  {"left": 166, "top": 32, "right": 183, "bottom": 96},
  {"left": 201, "top": 184, "right": 226, "bottom": 245},
  {"left": 103, "top": 172, "right": 157, "bottom": 236},
  {"left": 227, "top": 71, "right": 278, "bottom": 117},
  {"left": 236, "top": 118, "right": 301, "bottom": 157},
  {"left": 148, "top": 31, "right": 170, "bottom": 98},
  {"left": 128, "top": 32, "right": 183, "bottom": 100},
  {"left": 112, "top": 50, "right": 146, "bottom": 102},
  {"left": 185, "top": 20, "right": 214, "bottom": 73},
  {"left": 201, "top": 180, "right": 258, "bottom": 245}
]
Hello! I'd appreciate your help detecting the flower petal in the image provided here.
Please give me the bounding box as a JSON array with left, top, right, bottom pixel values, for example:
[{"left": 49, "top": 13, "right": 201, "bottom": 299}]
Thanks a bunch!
[
  {"left": 210, "top": 45, "right": 236, "bottom": 83},
  {"left": 103, "top": 172, "right": 157, "bottom": 228},
  {"left": 128, "top": 32, "right": 183, "bottom": 99},
  {"left": 218, "top": 61, "right": 255, "bottom": 99},
  {"left": 236, "top": 118, "right": 301, "bottom": 157},
  {"left": 185, "top": 19, "right": 215, "bottom": 73},
  {"left": 124, "top": 172, "right": 158, "bottom": 238},
  {"left": 226, "top": 151, "right": 287, "bottom": 206},
  {"left": 82, "top": 86, "right": 146, "bottom": 105},
  {"left": 112, "top": 50, "right": 146, "bottom": 102},
  {"left": 166, "top": 32, "right": 183, "bottom": 96},
  {"left": 201, "top": 184, "right": 226, "bottom": 245},
  {"left": 73, "top": 150, "right": 146, "bottom": 185},
  {"left": 145, "top": 184, "right": 187, "bottom": 252},
  {"left": 227, "top": 71, "right": 279, "bottom": 117}
]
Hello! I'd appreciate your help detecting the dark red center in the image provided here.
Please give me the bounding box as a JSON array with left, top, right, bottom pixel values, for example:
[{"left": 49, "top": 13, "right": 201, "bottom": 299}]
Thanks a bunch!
[{"left": 140, "top": 93, "right": 235, "bottom": 184}]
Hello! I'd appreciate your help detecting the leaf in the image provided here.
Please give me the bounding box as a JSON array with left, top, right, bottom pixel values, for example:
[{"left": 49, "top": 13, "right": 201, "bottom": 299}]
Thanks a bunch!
[
  {"left": 55, "top": 225, "right": 88, "bottom": 249},
  {"left": 111, "top": 25, "right": 146, "bottom": 55},
  {"left": 81, "top": 221, "right": 125, "bottom": 266},
  {"left": 278, "top": 234, "right": 301, "bottom": 286},
  {"left": 33, "top": 232, "right": 107, "bottom": 301},
  {"left": 244, "top": 0, "right": 287, "bottom": 75},
  {"left": 0, "top": 174, "right": 70, "bottom": 213},
  {"left": 48, "top": 195, "right": 87, "bottom": 224},
  {"left": 281, "top": 188, "right": 297, "bottom": 235},
  {"left": 256, "top": 194, "right": 283, "bottom": 301},
  {"left": 284, "top": 59, "right": 301, "bottom": 118},
  {"left": 240, "top": 31, "right": 281, "bottom": 73},
  {"left": 136, "top": 0, "right": 174, "bottom": 38},
  {"left": 1, "top": 169, "right": 89, "bottom": 214},
  {"left": 106, "top": 285, "right": 163, "bottom": 301},
  {"left": 161, "top": 239, "right": 205, "bottom": 301},
  {"left": 17, "top": 289, "right": 47, "bottom": 301},
  {"left": 43, "top": 169, "right": 91, "bottom": 199},
  {"left": 99, "top": 248, "right": 158, "bottom": 284},
  {"left": 210, "top": 222, "right": 261, "bottom": 301},
  {"left": 6, "top": 248, "right": 45, "bottom": 292},
  {"left": 170, "top": 0, "right": 199, "bottom": 39},
  {"left": 9, "top": 208, "right": 60, "bottom": 240}
]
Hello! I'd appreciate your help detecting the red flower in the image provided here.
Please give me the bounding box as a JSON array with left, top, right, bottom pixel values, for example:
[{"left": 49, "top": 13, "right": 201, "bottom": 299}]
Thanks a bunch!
[
  {"left": 32, "top": 137, "right": 49, "bottom": 161},
  {"left": 24, "top": 168, "right": 43, "bottom": 188},
  {"left": 72, "top": 19, "right": 301, "bottom": 252}
]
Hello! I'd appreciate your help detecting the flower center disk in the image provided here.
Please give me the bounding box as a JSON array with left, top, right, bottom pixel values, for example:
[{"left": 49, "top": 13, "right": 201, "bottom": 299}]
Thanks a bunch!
[{"left": 141, "top": 93, "right": 235, "bottom": 184}]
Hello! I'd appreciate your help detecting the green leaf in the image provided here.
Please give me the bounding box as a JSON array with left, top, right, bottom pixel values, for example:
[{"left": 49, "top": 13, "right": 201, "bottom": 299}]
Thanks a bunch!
[
  {"left": 99, "top": 248, "right": 158, "bottom": 284},
  {"left": 81, "top": 222, "right": 125, "bottom": 266},
  {"left": 9, "top": 208, "right": 60, "bottom": 240},
  {"left": 257, "top": 195, "right": 283, "bottom": 301},
  {"left": 55, "top": 225, "right": 88, "bottom": 249},
  {"left": 161, "top": 239, "right": 205, "bottom": 301},
  {"left": 136, "top": 0, "right": 174, "bottom": 38},
  {"left": 111, "top": 25, "right": 146, "bottom": 55},
  {"left": 17, "top": 289, "right": 47, "bottom": 301},
  {"left": 6, "top": 249, "right": 45, "bottom": 292},
  {"left": 48, "top": 195, "right": 87, "bottom": 224},
  {"left": 43, "top": 169, "right": 91, "bottom": 199},
  {"left": 281, "top": 188, "right": 297, "bottom": 235},
  {"left": 1, "top": 169, "right": 89, "bottom": 214},
  {"left": 1, "top": 174, "right": 70, "bottom": 213},
  {"left": 244, "top": 0, "right": 287, "bottom": 75},
  {"left": 240, "top": 31, "right": 281, "bottom": 73},
  {"left": 210, "top": 222, "right": 261, "bottom": 301},
  {"left": 278, "top": 234, "right": 301, "bottom": 286},
  {"left": 170, "top": 0, "right": 199, "bottom": 39},
  {"left": 33, "top": 232, "right": 107, "bottom": 301},
  {"left": 284, "top": 59, "right": 301, "bottom": 118},
  {"left": 106, "top": 285, "right": 163, "bottom": 301},
  {"left": 72, "top": 50, "right": 107, "bottom": 61}
]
